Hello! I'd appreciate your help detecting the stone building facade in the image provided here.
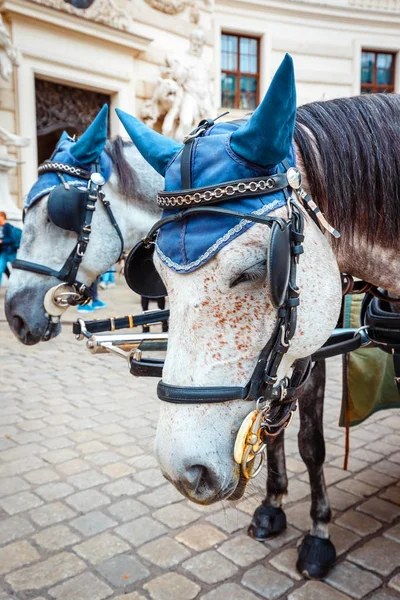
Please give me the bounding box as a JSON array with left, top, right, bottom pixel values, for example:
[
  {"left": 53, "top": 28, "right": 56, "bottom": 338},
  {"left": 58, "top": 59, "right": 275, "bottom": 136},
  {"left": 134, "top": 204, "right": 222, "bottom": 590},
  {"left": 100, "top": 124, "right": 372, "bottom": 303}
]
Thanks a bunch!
[{"left": 0, "top": 0, "right": 400, "bottom": 211}]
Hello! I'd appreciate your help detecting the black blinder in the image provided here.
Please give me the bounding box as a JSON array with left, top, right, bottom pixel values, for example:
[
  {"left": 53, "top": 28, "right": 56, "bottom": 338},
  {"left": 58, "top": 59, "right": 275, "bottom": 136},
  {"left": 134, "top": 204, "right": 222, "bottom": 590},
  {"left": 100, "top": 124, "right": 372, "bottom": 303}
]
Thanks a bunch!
[
  {"left": 125, "top": 240, "right": 167, "bottom": 299},
  {"left": 268, "top": 221, "right": 291, "bottom": 308},
  {"left": 48, "top": 185, "right": 88, "bottom": 234}
]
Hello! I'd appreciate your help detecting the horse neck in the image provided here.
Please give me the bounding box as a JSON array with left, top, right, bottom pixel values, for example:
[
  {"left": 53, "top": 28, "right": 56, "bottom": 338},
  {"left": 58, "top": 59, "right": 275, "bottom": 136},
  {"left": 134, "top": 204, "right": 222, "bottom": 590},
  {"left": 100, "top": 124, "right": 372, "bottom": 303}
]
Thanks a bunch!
[
  {"left": 295, "top": 142, "right": 400, "bottom": 295},
  {"left": 104, "top": 143, "right": 163, "bottom": 250}
]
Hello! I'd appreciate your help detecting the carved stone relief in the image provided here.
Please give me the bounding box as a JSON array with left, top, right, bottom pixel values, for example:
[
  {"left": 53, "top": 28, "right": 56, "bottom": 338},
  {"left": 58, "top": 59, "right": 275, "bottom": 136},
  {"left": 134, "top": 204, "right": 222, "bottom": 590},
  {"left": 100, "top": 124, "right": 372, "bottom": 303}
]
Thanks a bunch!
[
  {"left": 0, "top": 14, "right": 29, "bottom": 222},
  {"left": 144, "top": 0, "right": 213, "bottom": 24},
  {"left": 0, "top": 14, "right": 19, "bottom": 81},
  {"left": 141, "top": 29, "right": 215, "bottom": 141},
  {"left": 28, "top": 0, "right": 133, "bottom": 32},
  {"left": 35, "top": 79, "right": 110, "bottom": 137},
  {"left": 64, "top": 0, "right": 97, "bottom": 7}
]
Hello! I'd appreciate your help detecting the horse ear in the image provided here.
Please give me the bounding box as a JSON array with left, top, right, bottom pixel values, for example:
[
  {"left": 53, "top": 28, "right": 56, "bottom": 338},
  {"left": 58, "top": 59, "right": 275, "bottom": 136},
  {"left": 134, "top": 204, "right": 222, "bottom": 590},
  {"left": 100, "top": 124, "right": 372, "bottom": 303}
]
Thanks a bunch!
[
  {"left": 70, "top": 104, "right": 108, "bottom": 164},
  {"left": 230, "top": 54, "right": 296, "bottom": 168},
  {"left": 58, "top": 131, "right": 70, "bottom": 143},
  {"left": 116, "top": 108, "right": 182, "bottom": 176}
]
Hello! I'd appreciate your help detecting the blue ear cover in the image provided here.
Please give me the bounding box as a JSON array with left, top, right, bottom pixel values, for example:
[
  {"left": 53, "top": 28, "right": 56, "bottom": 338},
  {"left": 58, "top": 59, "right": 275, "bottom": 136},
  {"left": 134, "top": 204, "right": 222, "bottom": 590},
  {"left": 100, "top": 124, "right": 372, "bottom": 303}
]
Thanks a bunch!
[
  {"left": 58, "top": 131, "right": 70, "bottom": 143},
  {"left": 115, "top": 108, "right": 182, "bottom": 176},
  {"left": 230, "top": 54, "right": 296, "bottom": 169},
  {"left": 70, "top": 104, "right": 108, "bottom": 164}
]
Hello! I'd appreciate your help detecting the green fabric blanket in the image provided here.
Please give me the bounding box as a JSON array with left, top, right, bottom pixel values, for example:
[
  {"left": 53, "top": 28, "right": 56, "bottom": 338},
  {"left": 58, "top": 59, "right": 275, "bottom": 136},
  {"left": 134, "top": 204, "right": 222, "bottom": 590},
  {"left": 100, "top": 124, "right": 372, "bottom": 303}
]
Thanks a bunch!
[{"left": 340, "top": 294, "right": 400, "bottom": 427}]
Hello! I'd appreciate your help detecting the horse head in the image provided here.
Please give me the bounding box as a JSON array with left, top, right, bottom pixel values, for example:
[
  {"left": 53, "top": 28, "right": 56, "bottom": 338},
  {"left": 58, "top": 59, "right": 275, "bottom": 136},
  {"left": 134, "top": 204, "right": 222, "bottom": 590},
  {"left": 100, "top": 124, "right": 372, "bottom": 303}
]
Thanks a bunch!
[
  {"left": 6, "top": 105, "right": 163, "bottom": 345},
  {"left": 117, "top": 54, "right": 342, "bottom": 505}
]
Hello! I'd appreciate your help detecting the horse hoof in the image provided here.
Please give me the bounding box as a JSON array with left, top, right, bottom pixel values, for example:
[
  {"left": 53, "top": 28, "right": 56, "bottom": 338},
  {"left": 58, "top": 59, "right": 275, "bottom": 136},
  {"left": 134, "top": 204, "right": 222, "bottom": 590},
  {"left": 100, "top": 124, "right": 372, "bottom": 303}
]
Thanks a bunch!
[
  {"left": 296, "top": 534, "right": 336, "bottom": 579},
  {"left": 248, "top": 505, "right": 287, "bottom": 542}
]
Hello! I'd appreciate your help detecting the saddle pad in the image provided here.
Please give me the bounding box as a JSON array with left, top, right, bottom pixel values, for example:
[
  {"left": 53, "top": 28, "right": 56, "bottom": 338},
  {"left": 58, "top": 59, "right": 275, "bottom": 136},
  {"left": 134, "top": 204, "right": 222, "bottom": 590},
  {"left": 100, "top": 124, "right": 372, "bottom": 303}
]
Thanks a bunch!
[
  {"left": 155, "top": 122, "right": 295, "bottom": 274},
  {"left": 25, "top": 137, "right": 112, "bottom": 208},
  {"left": 340, "top": 294, "right": 400, "bottom": 427}
]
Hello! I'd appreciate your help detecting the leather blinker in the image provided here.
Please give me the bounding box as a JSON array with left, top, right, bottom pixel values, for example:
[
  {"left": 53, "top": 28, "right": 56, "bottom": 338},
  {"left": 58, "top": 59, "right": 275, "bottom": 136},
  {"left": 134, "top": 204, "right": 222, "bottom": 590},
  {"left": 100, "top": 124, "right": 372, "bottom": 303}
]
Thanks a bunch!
[
  {"left": 48, "top": 185, "right": 88, "bottom": 234},
  {"left": 267, "top": 220, "right": 291, "bottom": 308},
  {"left": 125, "top": 240, "right": 167, "bottom": 299}
]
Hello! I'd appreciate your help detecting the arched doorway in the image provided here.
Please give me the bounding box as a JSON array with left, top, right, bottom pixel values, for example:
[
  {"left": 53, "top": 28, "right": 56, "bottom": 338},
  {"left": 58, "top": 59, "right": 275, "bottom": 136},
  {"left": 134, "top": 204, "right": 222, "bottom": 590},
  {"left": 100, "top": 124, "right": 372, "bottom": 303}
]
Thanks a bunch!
[{"left": 35, "top": 79, "right": 110, "bottom": 165}]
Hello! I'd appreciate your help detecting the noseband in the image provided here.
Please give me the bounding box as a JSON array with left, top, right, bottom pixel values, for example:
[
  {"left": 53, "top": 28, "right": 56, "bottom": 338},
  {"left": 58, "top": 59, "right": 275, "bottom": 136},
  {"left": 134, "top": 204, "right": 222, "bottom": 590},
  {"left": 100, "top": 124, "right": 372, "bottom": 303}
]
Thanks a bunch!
[{"left": 13, "top": 161, "right": 124, "bottom": 310}]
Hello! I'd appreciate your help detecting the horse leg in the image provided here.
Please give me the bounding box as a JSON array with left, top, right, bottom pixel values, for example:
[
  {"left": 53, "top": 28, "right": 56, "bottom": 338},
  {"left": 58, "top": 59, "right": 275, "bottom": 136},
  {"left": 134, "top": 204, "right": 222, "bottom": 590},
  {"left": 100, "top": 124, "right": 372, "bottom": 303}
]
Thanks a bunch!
[
  {"left": 248, "top": 429, "right": 288, "bottom": 540},
  {"left": 296, "top": 359, "right": 336, "bottom": 579}
]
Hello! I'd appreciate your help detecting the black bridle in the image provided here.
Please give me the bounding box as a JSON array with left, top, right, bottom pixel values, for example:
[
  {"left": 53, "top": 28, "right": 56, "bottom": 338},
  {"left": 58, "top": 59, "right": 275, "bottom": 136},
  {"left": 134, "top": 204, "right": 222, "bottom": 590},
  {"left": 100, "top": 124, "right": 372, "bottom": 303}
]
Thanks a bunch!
[
  {"left": 150, "top": 199, "right": 306, "bottom": 414},
  {"left": 13, "top": 161, "right": 124, "bottom": 305},
  {"left": 133, "top": 111, "right": 312, "bottom": 432}
]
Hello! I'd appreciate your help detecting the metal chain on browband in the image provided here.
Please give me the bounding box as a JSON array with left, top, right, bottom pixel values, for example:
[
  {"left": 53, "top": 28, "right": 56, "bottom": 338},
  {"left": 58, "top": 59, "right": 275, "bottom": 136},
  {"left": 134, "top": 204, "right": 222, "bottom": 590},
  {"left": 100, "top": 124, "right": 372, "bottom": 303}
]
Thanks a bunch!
[{"left": 38, "top": 161, "right": 91, "bottom": 180}]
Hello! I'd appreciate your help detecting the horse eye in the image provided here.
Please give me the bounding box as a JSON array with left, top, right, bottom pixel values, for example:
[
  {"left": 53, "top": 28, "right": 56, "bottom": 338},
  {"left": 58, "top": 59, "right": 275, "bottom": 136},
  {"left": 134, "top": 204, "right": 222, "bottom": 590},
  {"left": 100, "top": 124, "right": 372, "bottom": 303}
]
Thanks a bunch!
[{"left": 229, "top": 260, "right": 267, "bottom": 289}]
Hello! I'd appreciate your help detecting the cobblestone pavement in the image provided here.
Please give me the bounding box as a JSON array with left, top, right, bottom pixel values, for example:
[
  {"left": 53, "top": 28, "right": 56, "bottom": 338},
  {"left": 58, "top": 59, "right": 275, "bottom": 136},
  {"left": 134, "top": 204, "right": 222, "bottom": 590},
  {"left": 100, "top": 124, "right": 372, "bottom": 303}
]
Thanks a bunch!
[{"left": 2, "top": 281, "right": 400, "bottom": 599}]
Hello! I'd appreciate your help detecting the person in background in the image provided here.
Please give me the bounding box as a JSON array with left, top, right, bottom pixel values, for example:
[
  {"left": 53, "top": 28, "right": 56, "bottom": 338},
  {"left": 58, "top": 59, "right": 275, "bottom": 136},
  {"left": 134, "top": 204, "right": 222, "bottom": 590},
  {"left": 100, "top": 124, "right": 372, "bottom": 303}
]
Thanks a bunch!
[
  {"left": 0, "top": 211, "right": 21, "bottom": 288},
  {"left": 99, "top": 266, "right": 116, "bottom": 289},
  {"left": 77, "top": 277, "right": 106, "bottom": 312}
]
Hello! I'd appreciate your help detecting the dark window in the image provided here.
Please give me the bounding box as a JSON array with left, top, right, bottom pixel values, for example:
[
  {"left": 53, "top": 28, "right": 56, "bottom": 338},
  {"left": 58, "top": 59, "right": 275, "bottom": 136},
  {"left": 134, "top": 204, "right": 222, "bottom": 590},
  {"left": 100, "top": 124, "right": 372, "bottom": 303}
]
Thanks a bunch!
[
  {"left": 221, "top": 33, "right": 259, "bottom": 110},
  {"left": 361, "top": 50, "right": 395, "bottom": 94}
]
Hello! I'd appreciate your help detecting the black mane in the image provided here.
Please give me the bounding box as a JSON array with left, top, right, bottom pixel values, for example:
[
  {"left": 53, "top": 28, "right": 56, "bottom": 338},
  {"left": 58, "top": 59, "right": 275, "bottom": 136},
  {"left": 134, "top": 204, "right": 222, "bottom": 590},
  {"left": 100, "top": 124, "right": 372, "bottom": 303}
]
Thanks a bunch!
[
  {"left": 105, "top": 136, "right": 154, "bottom": 209},
  {"left": 294, "top": 94, "right": 400, "bottom": 247}
]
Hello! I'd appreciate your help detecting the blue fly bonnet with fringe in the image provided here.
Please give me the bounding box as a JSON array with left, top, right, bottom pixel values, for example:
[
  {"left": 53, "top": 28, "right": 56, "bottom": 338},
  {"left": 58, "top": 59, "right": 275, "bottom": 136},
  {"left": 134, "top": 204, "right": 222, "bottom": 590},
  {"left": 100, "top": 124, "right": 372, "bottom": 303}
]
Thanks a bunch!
[
  {"left": 155, "top": 121, "right": 295, "bottom": 273},
  {"left": 25, "top": 138, "right": 112, "bottom": 208},
  {"left": 25, "top": 104, "right": 111, "bottom": 208},
  {"left": 116, "top": 53, "right": 297, "bottom": 274}
]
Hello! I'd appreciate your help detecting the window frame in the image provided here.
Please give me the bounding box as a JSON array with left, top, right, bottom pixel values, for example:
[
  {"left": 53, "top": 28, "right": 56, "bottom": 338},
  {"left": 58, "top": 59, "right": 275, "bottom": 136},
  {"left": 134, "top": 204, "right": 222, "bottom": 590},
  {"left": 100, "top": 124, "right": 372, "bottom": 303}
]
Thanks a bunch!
[
  {"left": 221, "top": 32, "right": 260, "bottom": 110},
  {"left": 361, "top": 49, "right": 396, "bottom": 94}
]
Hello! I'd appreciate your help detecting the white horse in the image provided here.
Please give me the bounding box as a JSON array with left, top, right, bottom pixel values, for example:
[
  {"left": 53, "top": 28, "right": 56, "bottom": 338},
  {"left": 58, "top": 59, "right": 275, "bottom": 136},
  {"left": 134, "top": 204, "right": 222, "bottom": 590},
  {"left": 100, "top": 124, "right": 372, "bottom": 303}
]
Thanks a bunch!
[
  {"left": 116, "top": 53, "right": 400, "bottom": 513},
  {"left": 5, "top": 106, "right": 163, "bottom": 344},
  {"left": 115, "top": 55, "right": 343, "bottom": 505}
]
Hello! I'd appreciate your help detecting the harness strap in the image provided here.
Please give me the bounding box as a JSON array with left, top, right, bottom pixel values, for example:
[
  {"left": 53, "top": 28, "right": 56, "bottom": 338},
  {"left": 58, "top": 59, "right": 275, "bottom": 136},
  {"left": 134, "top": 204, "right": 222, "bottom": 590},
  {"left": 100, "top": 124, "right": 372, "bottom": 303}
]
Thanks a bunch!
[
  {"left": 99, "top": 195, "right": 125, "bottom": 261},
  {"left": 180, "top": 138, "right": 194, "bottom": 189},
  {"left": 144, "top": 206, "right": 284, "bottom": 246},
  {"left": 72, "top": 309, "right": 170, "bottom": 335}
]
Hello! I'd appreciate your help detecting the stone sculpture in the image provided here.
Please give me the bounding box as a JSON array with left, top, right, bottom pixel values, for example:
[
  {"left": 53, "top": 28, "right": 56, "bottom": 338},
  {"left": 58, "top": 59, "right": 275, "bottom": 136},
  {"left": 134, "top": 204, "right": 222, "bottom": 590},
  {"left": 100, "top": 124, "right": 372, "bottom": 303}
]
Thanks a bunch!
[
  {"left": 0, "top": 16, "right": 30, "bottom": 224},
  {"left": 0, "top": 15, "right": 19, "bottom": 81},
  {"left": 145, "top": 0, "right": 213, "bottom": 21},
  {"left": 28, "top": 0, "right": 132, "bottom": 32},
  {"left": 142, "top": 29, "right": 215, "bottom": 141}
]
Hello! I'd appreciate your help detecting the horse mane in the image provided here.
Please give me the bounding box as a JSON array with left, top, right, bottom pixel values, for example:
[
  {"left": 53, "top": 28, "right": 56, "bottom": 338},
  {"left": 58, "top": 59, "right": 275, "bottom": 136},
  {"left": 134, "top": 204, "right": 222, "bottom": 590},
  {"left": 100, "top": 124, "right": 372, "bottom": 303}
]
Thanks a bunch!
[
  {"left": 294, "top": 94, "right": 400, "bottom": 248},
  {"left": 105, "top": 136, "right": 159, "bottom": 212}
]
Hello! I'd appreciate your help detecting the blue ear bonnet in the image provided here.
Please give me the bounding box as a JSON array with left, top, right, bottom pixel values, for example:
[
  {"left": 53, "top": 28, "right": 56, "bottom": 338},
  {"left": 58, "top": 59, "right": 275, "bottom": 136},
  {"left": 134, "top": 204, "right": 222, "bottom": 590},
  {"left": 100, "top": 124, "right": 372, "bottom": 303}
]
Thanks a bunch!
[
  {"left": 155, "top": 121, "right": 296, "bottom": 273},
  {"left": 25, "top": 138, "right": 112, "bottom": 209}
]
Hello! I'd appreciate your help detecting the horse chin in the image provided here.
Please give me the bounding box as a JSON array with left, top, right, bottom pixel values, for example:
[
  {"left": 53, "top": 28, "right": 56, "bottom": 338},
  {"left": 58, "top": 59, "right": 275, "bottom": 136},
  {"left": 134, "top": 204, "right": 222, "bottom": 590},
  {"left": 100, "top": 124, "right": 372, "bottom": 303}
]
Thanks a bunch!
[{"left": 162, "top": 466, "right": 244, "bottom": 506}]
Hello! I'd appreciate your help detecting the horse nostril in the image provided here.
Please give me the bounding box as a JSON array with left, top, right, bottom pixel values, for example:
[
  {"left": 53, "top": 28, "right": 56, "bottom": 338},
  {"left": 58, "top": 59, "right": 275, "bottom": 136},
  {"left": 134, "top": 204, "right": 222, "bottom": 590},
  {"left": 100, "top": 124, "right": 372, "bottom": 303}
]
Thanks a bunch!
[
  {"left": 12, "top": 315, "right": 26, "bottom": 336},
  {"left": 185, "top": 464, "right": 218, "bottom": 497}
]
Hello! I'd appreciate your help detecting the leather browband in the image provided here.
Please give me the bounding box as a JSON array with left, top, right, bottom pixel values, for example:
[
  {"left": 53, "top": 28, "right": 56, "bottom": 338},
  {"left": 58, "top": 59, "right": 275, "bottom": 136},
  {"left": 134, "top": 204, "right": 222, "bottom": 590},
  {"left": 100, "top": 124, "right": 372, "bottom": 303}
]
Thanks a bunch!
[
  {"left": 157, "top": 173, "right": 289, "bottom": 208},
  {"left": 38, "top": 161, "right": 92, "bottom": 180}
]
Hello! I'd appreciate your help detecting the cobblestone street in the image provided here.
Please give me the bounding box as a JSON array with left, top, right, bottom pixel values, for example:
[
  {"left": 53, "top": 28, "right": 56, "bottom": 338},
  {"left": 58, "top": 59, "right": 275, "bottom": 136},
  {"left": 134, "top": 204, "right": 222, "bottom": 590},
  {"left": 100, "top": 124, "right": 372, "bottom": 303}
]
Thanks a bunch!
[{"left": 2, "top": 281, "right": 400, "bottom": 599}]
